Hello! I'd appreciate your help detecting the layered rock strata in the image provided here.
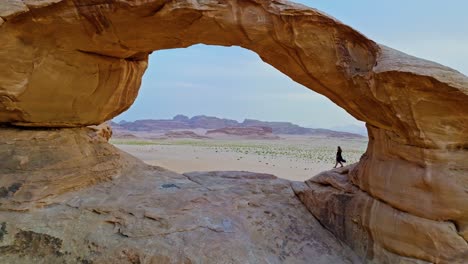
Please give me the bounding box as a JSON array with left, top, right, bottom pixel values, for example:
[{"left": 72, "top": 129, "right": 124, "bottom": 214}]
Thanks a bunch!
[
  {"left": 0, "top": 0, "right": 467, "bottom": 263},
  {"left": 292, "top": 166, "right": 468, "bottom": 263},
  {"left": 0, "top": 126, "right": 133, "bottom": 211},
  {"left": 0, "top": 128, "right": 360, "bottom": 264}
]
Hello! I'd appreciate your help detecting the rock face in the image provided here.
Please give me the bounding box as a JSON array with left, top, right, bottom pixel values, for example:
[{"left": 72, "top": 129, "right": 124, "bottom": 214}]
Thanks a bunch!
[
  {"left": 0, "top": 0, "right": 467, "bottom": 263},
  {"left": 88, "top": 122, "right": 113, "bottom": 141},
  {"left": 0, "top": 127, "right": 135, "bottom": 211},
  {"left": 0, "top": 128, "right": 360, "bottom": 263},
  {"left": 293, "top": 166, "right": 468, "bottom": 263}
]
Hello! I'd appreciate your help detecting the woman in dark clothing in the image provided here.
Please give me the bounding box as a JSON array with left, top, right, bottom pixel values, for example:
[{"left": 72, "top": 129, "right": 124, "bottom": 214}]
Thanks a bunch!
[{"left": 334, "top": 146, "right": 346, "bottom": 168}]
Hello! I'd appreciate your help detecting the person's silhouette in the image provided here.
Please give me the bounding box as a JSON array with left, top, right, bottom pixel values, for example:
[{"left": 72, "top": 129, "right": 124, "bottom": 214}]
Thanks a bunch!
[{"left": 334, "top": 146, "right": 346, "bottom": 168}]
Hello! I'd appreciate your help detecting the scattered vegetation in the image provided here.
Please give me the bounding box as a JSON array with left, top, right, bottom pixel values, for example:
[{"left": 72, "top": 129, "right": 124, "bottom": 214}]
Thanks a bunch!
[{"left": 111, "top": 137, "right": 368, "bottom": 164}]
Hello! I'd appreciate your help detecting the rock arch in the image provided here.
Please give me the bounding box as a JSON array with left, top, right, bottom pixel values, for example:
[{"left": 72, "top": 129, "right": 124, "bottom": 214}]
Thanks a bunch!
[{"left": 0, "top": 0, "right": 467, "bottom": 263}]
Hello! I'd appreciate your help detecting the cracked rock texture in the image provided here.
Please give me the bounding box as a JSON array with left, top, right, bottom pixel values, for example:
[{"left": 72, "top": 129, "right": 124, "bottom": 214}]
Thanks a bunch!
[
  {"left": 0, "top": 128, "right": 360, "bottom": 264},
  {"left": 293, "top": 166, "right": 468, "bottom": 263},
  {"left": 0, "top": 0, "right": 467, "bottom": 263}
]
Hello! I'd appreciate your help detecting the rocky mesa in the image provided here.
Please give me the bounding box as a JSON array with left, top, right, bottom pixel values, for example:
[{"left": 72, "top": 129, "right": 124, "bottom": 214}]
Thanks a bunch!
[
  {"left": 206, "top": 126, "right": 280, "bottom": 139},
  {"left": 112, "top": 115, "right": 364, "bottom": 138}
]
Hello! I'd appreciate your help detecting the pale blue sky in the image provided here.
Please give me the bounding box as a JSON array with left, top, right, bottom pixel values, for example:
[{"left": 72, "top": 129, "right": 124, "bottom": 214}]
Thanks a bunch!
[{"left": 115, "top": 0, "right": 468, "bottom": 128}]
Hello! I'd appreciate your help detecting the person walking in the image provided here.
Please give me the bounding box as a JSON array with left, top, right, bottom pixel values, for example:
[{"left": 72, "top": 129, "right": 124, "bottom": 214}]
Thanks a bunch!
[{"left": 334, "top": 146, "right": 346, "bottom": 168}]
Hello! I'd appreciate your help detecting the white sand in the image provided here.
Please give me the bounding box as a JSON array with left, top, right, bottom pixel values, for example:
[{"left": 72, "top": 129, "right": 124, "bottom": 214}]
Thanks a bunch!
[{"left": 113, "top": 136, "right": 368, "bottom": 182}]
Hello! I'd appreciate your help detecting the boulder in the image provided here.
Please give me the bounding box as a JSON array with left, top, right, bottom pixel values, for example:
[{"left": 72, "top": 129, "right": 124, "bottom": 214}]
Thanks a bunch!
[
  {"left": 292, "top": 167, "right": 468, "bottom": 263},
  {"left": 0, "top": 127, "right": 139, "bottom": 211}
]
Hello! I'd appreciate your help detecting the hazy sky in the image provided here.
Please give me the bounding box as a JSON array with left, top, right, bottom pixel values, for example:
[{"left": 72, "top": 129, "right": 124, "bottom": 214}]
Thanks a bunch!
[{"left": 115, "top": 0, "right": 468, "bottom": 128}]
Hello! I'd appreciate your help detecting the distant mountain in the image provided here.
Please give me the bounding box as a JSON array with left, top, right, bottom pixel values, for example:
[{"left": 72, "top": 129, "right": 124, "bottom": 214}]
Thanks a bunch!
[
  {"left": 112, "top": 115, "right": 366, "bottom": 138},
  {"left": 189, "top": 115, "right": 239, "bottom": 129},
  {"left": 113, "top": 119, "right": 190, "bottom": 131},
  {"left": 206, "top": 126, "right": 280, "bottom": 139},
  {"left": 163, "top": 131, "right": 211, "bottom": 139},
  {"left": 242, "top": 119, "right": 311, "bottom": 135}
]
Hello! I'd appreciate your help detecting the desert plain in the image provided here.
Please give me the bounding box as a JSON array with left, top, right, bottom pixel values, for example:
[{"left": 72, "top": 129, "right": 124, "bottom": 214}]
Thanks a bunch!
[{"left": 112, "top": 132, "right": 368, "bottom": 182}]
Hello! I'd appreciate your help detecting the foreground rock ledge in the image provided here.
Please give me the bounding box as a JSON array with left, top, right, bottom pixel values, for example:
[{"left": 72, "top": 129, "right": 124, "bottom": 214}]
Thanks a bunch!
[{"left": 0, "top": 128, "right": 360, "bottom": 264}]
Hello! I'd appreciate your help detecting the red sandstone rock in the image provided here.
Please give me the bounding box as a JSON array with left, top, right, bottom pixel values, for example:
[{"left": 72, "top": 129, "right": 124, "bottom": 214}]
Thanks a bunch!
[
  {"left": 0, "top": 128, "right": 360, "bottom": 263},
  {"left": 0, "top": 1, "right": 467, "bottom": 263},
  {"left": 88, "top": 122, "right": 113, "bottom": 141},
  {"left": 293, "top": 166, "right": 468, "bottom": 263}
]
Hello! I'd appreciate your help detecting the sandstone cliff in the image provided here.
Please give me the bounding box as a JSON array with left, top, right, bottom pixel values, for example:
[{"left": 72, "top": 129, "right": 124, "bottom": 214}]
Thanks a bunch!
[{"left": 0, "top": 0, "right": 467, "bottom": 263}]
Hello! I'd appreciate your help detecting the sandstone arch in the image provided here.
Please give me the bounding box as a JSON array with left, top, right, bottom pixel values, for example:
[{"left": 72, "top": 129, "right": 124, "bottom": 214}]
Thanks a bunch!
[{"left": 0, "top": 0, "right": 467, "bottom": 263}]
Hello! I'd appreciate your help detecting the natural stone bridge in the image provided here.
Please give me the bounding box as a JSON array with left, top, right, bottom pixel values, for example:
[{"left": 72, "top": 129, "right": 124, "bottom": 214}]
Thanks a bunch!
[{"left": 0, "top": 0, "right": 467, "bottom": 263}]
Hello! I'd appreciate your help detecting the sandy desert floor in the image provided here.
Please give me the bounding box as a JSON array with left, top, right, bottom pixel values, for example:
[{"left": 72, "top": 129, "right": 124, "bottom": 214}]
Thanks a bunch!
[{"left": 112, "top": 135, "right": 368, "bottom": 181}]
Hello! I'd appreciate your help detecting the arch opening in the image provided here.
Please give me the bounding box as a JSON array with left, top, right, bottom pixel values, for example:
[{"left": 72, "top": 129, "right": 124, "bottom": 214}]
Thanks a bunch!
[{"left": 110, "top": 44, "right": 369, "bottom": 181}]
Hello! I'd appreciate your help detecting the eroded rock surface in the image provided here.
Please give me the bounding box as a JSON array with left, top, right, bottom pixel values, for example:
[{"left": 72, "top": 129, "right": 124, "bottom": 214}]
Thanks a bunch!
[
  {"left": 293, "top": 165, "right": 468, "bottom": 263},
  {"left": 0, "top": 129, "right": 360, "bottom": 264},
  {"left": 0, "top": 0, "right": 467, "bottom": 263},
  {"left": 88, "top": 122, "right": 113, "bottom": 141},
  {"left": 0, "top": 126, "right": 135, "bottom": 211}
]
